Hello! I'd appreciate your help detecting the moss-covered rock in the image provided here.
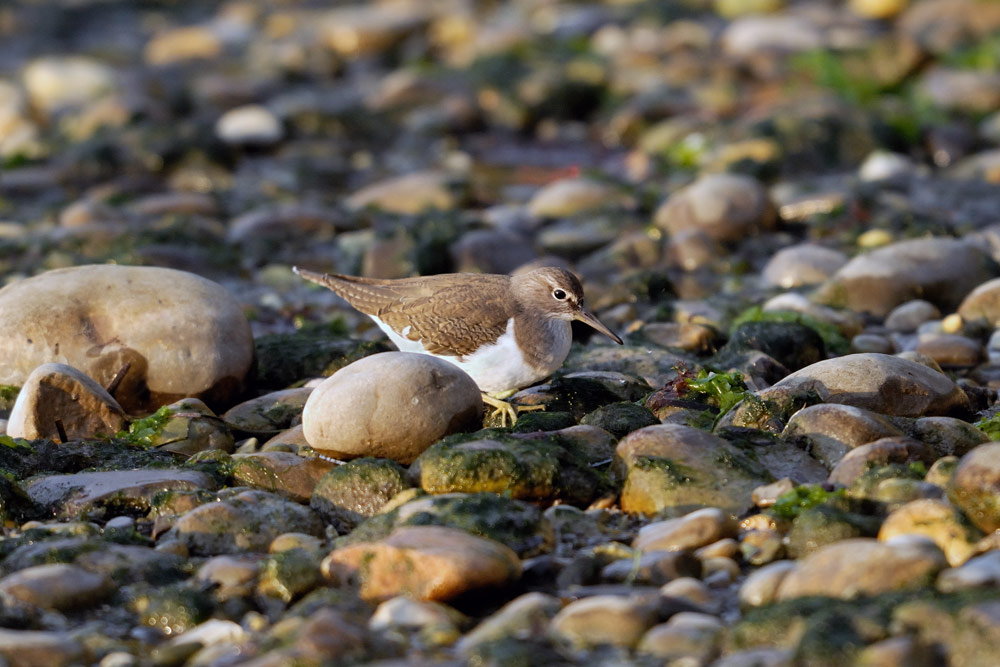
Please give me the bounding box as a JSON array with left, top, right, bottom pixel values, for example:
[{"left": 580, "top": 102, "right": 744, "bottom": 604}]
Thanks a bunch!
[
  {"left": 715, "top": 321, "right": 825, "bottom": 373},
  {"left": 616, "top": 424, "right": 773, "bottom": 517},
  {"left": 580, "top": 401, "right": 659, "bottom": 439},
  {"left": 338, "top": 492, "right": 551, "bottom": 558},
  {"left": 411, "top": 429, "right": 608, "bottom": 507},
  {"left": 310, "top": 457, "right": 411, "bottom": 532},
  {"left": 253, "top": 332, "right": 390, "bottom": 391}
]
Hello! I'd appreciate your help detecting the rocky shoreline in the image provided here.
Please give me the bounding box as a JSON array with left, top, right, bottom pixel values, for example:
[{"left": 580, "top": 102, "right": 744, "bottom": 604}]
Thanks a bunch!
[{"left": 1, "top": 0, "right": 1000, "bottom": 665}]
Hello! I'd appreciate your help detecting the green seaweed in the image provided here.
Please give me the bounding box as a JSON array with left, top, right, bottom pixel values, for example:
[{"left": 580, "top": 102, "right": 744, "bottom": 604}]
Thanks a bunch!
[
  {"left": 771, "top": 484, "right": 848, "bottom": 520},
  {"left": 117, "top": 405, "right": 174, "bottom": 448},
  {"left": 974, "top": 412, "right": 1000, "bottom": 441}
]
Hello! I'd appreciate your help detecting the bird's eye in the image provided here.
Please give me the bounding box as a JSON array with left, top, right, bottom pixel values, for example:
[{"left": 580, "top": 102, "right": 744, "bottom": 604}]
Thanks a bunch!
[{"left": 553, "top": 289, "right": 567, "bottom": 300}]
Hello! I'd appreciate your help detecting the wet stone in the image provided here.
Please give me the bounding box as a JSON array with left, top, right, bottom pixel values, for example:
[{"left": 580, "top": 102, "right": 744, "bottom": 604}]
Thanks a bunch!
[
  {"left": 947, "top": 442, "right": 1000, "bottom": 533},
  {"left": 168, "top": 489, "right": 324, "bottom": 555},
  {"left": 322, "top": 525, "right": 521, "bottom": 602},
  {"left": 230, "top": 451, "right": 334, "bottom": 503},
  {"left": 0, "top": 563, "right": 113, "bottom": 611},
  {"left": 616, "top": 424, "right": 773, "bottom": 517},
  {"left": 761, "top": 243, "right": 848, "bottom": 289},
  {"left": 310, "top": 457, "right": 411, "bottom": 532},
  {"left": 25, "top": 468, "right": 216, "bottom": 521},
  {"left": 412, "top": 430, "right": 605, "bottom": 507},
  {"left": 579, "top": 401, "right": 659, "bottom": 439},
  {"left": 222, "top": 388, "right": 313, "bottom": 435},
  {"left": 654, "top": 173, "right": 777, "bottom": 243},
  {"left": 633, "top": 508, "right": 737, "bottom": 552}
]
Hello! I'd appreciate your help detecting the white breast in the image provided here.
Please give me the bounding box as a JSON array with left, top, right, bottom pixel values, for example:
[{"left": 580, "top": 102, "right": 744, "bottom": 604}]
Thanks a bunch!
[{"left": 371, "top": 316, "right": 571, "bottom": 394}]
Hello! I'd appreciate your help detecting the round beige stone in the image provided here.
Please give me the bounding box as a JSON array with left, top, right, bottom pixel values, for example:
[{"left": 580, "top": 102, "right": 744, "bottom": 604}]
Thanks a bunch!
[
  {"left": 302, "top": 352, "right": 483, "bottom": 464},
  {"left": 879, "top": 498, "right": 980, "bottom": 566},
  {"left": 0, "top": 265, "right": 254, "bottom": 414}
]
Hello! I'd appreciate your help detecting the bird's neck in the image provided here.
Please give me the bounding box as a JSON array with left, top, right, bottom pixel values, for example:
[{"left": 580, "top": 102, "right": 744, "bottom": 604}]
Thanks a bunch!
[{"left": 513, "top": 311, "right": 572, "bottom": 370}]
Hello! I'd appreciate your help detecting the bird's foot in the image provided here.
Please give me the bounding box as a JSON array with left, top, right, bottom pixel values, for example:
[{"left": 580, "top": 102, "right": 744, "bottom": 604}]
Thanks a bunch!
[{"left": 481, "top": 392, "right": 545, "bottom": 427}]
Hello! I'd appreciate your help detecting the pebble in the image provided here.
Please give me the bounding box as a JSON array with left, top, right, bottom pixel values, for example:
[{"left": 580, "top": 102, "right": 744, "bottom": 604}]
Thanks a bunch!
[
  {"left": 21, "top": 56, "right": 115, "bottom": 115},
  {"left": 6, "top": 362, "right": 126, "bottom": 441},
  {"left": 0, "top": 563, "right": 113, "bottom": 610},
  {"left": 761, "top": 243, "right": 848, "bottom": 288},
  {"left": 301, "top": 352, "right": 483, "bottom": 464},
  {"left": 812, "top": 237, "right": 996, "bottom": 317},
  {"left": 547, "top": 594, "right": 659, "bottom": 649},
  {"left": 937, "top": 550, "right": 1000, "bottom": 592},
  {"left": 776, "top": 537, "right": 948, "bottom": 600},
  {"left": 0, "top": 265, "right": 255, "bottom": 414},
  {"left": 230, "top": 451, "right": 334, "bottom": 502},
  {"left": 958, "top": 277, "right": 1000, "bottom": 326},
  {"left": 310, "top": 457, "right": 411, "bottom": 531},
  {"left": 878, "top": 498, "right": 980, "bottom": 566},
  {"left": 782, "top": 403, "right": 904, "bottom": 469},
  {"left": 616, "top": 424, "right": 771, "bottom": 516},
  {"left": 344, "top": 171, "right": 457, "bottom": 215},
  {"left": 635, "top": 611, "right": 724, "bottom": 662},
  {"left": 765, "top": 353, "right": 971, "bottom": 419},
  {"left": 886, "top": 300, "right": 942, "bottom": 332},
  {"left": 0, "top": 629, "right": 86, "bottom": 666},
  {"left": 215, "top": 104, "right": 284, "bottom": 146},
  {"left": 168, "top": 490, "right": 324, "bottom": 555},
  {"left": 322, "top": 525, "right": 521, "bottom": 602},
  {"left": 633, "top": 508, "right": 736, "bottom": 552},
  {"left": 827, "top": 437, "right": 933, "bottom": 487},
  {"left": 947, "top": 442, "right": 1000, "bottom": 532},
  {"left": 526, "top": 177, "right": 618, "bottom": 218},
  {"left": 654, "top": 173, "right": 777, "bottom": 242}
]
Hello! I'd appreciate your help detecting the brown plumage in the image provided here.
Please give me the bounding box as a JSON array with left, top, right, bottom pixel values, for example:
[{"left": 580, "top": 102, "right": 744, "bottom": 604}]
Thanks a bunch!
[{"left": 293, "top": 266, "right": 622, "bottom": 394}]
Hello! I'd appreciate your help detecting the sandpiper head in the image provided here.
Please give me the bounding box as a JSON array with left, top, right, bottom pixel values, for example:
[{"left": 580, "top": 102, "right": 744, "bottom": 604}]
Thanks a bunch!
[{"left": 513, "top": 267, "right": 624, "bottom": 344}]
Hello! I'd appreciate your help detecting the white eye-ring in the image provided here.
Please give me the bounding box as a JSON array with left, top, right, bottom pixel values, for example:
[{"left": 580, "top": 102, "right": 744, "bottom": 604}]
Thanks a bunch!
[{"left": 553, "top": 288, "right": 567, "bottom": 300}]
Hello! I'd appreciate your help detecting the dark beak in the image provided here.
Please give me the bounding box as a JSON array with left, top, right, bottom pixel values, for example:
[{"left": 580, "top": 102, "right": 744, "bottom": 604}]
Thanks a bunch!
[{"left": 575, "top": 308, "right": 623, "bottom": 344}]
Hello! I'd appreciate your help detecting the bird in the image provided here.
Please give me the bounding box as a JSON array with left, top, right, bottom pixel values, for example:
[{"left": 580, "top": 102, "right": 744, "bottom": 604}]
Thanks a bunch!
[{"left": 292, "top": 266, "right": 623, "bottom": 424}]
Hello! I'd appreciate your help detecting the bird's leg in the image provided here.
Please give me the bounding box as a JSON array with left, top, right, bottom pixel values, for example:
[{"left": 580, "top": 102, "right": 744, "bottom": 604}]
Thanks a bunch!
[{"left": 481, "top": 390, "right": 545, "bottom": 427}]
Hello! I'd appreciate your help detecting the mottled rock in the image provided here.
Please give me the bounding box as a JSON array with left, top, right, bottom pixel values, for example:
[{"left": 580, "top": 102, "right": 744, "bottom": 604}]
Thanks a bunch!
[
  {"left": 230, "top": 451, "right": 334, "bottom": 503},
  {"left": 777, "top": 537, "right": 948, "bottom": 600},
  {"left": 947, "top": 442, "right": 1000, "bottom": 532},
  {"left": 170, "top": 490, "right": 324, "bottom": 555},
  {"left": 412, "top": 430, "right": 603, "bottom": 506},
  {"left": 322, "top": 525, "right": 521, "bottom": 602},
  {"left": 302, "top": 352, "right": 482, "bottom": 464},
  {"left": 761, "top": 244, "right": 848, "bottom": 289},
  {"left": 910, "top": 416, "right": 990, "bottom": 458},
  {"left": 915, "top": 333, "right": 983, "bottom": 367},
  {"left": 368, "top": 596, "right": 463, "bottom": 644},
  {"left": 654, "top": 173, "right": 777, "bottom": 243},
  {"left": 142, "top": 398, "right": 235, "bottom": 456},
  {"left": 548, "top": 594, "right": 659, "bottom": 649},
  {"left": 880, "top": 498, "right": 981, "bottom": 567},
  {"left": 617, "top": 424, "right": 772, "bottom": 517},
  {"left": 0, "top": 265, "right": 254, "bottom": 414},
  {"left": 812, "top": 238, "right": 996, "bottom": 317},
  {"left": 6, "top": 363, "right": 126, "bottom": 441},
  {"left": 766, "top": 353, "right": 971, "bottom": 419},
  {"left": 257, "top": 549, "right": 322, "bottom": 603},
  {"left": 25, "top": 469, "right": 215, "bottom": 520},
  {"left": 310, "top": 457, "right": 411, "bottom": 531},
  {"left": 0, "top": 563, "right": 113, "bottom": 610}
]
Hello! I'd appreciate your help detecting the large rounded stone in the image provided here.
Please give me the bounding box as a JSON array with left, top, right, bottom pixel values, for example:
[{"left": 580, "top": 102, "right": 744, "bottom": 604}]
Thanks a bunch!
[
  {"left": 0, "top": 265, "right": 254, "bottom": 414},
  {"left": 812, "top": 237, "right": 996, "bottom": 317},
  {"left": 764, "top": 353, "right": 970, "bottom": 418},
  {"left": 302, "top": 352, "right": 483, "bottom": 465},
  {"left": 654, "top": 173, "right": 777, "bottom": 242},
  {"left": 776, "top": 537, "right": 948, "bottom": 600},
  {"left": 947, "top": 442, "right": 1000, "bottom": 533},
  {"left": 0, "top": 563, "right": 113, "bottom": 611}
]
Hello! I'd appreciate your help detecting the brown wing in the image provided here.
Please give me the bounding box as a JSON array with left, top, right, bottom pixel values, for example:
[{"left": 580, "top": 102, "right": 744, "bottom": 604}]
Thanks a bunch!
[{"left": 294, "top": 268, "right": 514, "bottom": 357}]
